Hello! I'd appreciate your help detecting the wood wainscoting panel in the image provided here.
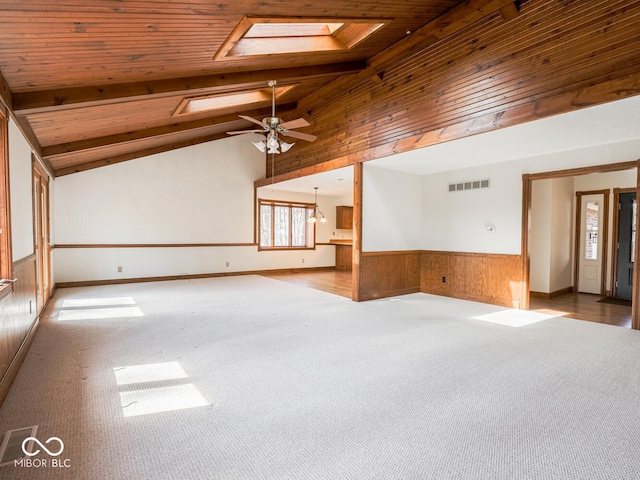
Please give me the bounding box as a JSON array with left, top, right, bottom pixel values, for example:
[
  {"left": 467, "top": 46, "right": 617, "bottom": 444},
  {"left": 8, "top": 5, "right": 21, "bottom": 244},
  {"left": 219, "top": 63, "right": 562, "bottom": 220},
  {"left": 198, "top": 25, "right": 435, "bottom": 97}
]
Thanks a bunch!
[
  {"left": 421, "top": 251, "right": 522, "bottom": 308},
  {"left": 359, "top": 251, "right": 421, "bottom": 301},
  {"left": 0, "top": 255, "right": 38, "bottom": 405}
]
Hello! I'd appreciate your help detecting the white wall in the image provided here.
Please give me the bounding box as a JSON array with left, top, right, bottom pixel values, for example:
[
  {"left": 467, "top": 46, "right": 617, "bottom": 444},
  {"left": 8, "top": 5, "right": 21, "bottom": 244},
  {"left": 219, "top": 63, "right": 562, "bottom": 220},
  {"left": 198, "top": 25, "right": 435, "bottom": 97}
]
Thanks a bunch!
[
  {"left": 530, "top": 180, "right": 553, "bottom": 292},
  {"left": 363, "top": 164, "right": 421, "bottom": 252},
  {"left": 53, "top": 135, "right": 335, "bottom": 283},
  {"left": 51, "top": 114, "right": 640, "bottom": 284},
  {"left": 422, "top": 160, "right": 522, "bottom": 254},
  {"left": 8, "top": 119, "right": 34, "bottom": 261},
  {"left": 549, "top": 177, "right": 574, "bottom": 293},
  {"left": 54, "top": 135, "right": 263, "bottom": 244},
  {"left": 530, "top": 177, "right": 574, "bottom": 293},
  {"left": 573, "top": 170, "right": 636, "bottom": 191},
  {"left": 420, "top": 139, "right": 640, "bottom": 256}
]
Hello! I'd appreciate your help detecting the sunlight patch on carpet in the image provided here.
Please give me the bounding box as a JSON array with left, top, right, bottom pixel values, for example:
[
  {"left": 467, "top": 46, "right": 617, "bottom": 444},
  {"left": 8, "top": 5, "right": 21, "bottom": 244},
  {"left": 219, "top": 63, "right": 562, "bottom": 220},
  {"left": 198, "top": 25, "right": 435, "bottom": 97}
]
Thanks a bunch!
[
  {"left": 114, "top": 362, "right": 189, "bottom": 386},
  {"left": 62, "top": 296, "right": 136, "bottom": 307},
  {"left": 473, "top": 309, "right": 555, "bottom": 327},
  {"left": 57, "top": 306, "right": 144, "bottom": 321},
  {"left": 119, "top": 384, "right": 209, "bottom": 418}
]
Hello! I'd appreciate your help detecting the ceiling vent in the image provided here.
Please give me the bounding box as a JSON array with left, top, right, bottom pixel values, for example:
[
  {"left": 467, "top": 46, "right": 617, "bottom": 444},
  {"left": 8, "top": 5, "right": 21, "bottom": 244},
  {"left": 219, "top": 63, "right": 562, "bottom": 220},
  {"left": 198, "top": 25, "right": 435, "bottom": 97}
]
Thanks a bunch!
[{"left": 448, "top": 178, "right": 490, "bottom": 193}]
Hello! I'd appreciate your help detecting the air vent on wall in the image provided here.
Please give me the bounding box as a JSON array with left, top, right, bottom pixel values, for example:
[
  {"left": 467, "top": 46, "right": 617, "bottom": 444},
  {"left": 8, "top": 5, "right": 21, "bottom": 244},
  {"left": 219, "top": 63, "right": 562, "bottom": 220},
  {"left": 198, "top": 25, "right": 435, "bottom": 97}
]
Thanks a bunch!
[{"left": 448, "top": 178, "right": 490, "bottom": 192}]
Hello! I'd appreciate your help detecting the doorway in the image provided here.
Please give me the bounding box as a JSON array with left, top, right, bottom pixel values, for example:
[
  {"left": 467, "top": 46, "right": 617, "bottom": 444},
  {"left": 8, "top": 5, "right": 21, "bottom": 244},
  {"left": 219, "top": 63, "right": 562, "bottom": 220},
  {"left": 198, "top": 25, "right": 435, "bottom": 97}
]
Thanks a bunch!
[
  {"left": 33, "top": 160, "right": 51, "bottom": 316},
  {"left": 523, "top": 162, "right": 639, "bottom": 329},
  {"left": 613, "top": 190, "right": 636, "bottom": 299},
  {"left": 575, "top": 191, "right": 608, "bottom": 295}
]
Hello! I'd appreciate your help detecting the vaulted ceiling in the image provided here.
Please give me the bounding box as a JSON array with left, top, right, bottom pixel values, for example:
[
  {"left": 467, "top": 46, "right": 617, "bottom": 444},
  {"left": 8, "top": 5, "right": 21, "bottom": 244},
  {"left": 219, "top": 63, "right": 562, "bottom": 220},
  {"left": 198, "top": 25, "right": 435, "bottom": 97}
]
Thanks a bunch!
[
  {"left": 0, "top": 0, "right": 471, "bottom": 176},
  {"left": 1, "top": 1, "right": 639, "bottom": 179}
]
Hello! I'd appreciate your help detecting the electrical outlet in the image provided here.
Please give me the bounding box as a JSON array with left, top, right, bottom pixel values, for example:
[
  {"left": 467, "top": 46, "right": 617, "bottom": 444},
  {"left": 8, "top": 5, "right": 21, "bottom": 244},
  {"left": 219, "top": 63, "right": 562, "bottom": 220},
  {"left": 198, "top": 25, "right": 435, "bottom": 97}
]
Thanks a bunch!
[
  {"left": 441, "top": 276, "right": 446, "bottom": 283},
  {"left": 117, "top": 266, "right": 123, "bottom": 273},
  {"left": 225, "top": 261, "right": 229, "bottom": 267}
]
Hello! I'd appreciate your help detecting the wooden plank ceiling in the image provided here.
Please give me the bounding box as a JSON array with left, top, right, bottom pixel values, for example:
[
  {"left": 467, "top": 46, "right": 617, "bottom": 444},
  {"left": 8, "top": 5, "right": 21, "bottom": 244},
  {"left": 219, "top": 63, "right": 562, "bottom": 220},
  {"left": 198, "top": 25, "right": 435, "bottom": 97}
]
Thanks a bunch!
[
  {"left": 0, "top": 0, "right": 476, "bottom": 176},
  {"left": 2, "top": 1, "right": 639, "bottom": 179}
]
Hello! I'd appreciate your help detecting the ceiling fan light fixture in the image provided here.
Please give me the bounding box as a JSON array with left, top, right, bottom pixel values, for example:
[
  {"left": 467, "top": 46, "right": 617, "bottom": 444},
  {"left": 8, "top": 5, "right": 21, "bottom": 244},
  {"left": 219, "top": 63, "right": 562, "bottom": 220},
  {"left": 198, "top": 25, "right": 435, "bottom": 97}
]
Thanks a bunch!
[
  {"left": 267, "top": 134, "right": 279, "bottom": 148},
  {"left": 228, "top": 80, "right": 317, "bottom": 155},
  {"left": 280, "top": 141, "right": 295, "bottom": 153},
  {"left": 252, "top": 140, "right": 266, "bottom": 153}
]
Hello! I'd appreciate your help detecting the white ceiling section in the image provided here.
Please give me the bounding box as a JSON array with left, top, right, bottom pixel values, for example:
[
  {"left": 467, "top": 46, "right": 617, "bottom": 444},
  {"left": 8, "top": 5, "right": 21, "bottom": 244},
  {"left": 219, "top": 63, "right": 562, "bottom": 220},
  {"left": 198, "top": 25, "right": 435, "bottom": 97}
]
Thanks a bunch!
[
  {"left": 259, "top": 166, "right": 354, "bottom": 197},
  {"left": 373, "top": 95, "right": 640, "bottom": 176},
  {"left": 264, "top": 95, "right": 640, "bottom": 195}
]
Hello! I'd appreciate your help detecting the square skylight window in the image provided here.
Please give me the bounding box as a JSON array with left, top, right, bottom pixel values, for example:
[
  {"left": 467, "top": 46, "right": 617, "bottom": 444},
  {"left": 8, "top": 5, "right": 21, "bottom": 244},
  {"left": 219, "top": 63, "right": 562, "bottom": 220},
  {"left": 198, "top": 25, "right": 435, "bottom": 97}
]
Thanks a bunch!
[
  {"left": 173, "top": 84, "right": 296, "bottom": 116},
  {"left": 214, "top": 17, "right": 390, "bottom": 60}
]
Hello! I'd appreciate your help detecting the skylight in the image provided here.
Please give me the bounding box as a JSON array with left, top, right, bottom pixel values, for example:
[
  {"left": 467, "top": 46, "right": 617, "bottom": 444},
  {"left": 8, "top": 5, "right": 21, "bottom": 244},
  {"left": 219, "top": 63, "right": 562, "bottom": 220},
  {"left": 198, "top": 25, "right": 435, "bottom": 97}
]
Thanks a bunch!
[
  {"left": 244, "top": 23, "right": 344, "bottom": 38},
  {"left": 214, "top": 17, "right": 389, "bottom": 60},
  {"left": 173, "top": 84, "right": 296, "bottom": 116}
]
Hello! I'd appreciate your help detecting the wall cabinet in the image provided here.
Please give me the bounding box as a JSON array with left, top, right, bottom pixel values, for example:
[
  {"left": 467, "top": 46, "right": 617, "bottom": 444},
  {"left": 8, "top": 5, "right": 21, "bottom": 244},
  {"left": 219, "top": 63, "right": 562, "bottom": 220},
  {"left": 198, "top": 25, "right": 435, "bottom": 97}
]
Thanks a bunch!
[{"left": 336, "top": 206, "right": 353, "bottom": 229}]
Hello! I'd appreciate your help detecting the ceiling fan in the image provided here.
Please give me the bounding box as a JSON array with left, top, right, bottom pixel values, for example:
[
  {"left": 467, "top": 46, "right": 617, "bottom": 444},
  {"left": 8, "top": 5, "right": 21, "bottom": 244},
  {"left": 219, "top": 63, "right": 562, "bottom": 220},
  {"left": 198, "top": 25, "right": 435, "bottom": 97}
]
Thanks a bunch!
[{"left": 226, "top": 80, "right": 317, "bottom": 154}]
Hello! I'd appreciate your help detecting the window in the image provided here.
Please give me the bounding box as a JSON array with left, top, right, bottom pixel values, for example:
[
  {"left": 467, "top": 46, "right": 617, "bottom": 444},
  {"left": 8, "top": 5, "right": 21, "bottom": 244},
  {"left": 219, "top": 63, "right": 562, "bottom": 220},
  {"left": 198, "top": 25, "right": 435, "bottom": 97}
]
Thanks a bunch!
[
  {"left": 214, "top": 17, "right": 389, "bottom": 61},
  {"left": 173, "top": 84, "right": 296, "bottom": 117},
  {"left": 585, "top": 201, "right": 599, "bottom": 260},
  {"left": 258, "top": 199, "right": 315, "bottom": 250}
]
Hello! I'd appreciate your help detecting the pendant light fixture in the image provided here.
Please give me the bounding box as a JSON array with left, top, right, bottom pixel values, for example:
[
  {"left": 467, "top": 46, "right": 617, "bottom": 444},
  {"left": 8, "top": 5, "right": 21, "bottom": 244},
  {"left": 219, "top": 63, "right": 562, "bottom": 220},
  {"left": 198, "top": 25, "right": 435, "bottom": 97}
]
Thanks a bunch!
[{"left": 308, "top": 187, "right": 327, "bottom": 224}]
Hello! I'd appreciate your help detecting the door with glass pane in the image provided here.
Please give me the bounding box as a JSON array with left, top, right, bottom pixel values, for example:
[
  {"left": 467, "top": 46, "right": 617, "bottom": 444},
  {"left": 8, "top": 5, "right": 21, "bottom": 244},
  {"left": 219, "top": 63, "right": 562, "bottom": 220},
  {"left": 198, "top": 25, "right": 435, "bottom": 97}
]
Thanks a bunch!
[
  {"left": 615, "top": 192, "right": 636, "bottom": 299},
  {"left": 578, "top": 193, "right": 605, "bottom": 294}
]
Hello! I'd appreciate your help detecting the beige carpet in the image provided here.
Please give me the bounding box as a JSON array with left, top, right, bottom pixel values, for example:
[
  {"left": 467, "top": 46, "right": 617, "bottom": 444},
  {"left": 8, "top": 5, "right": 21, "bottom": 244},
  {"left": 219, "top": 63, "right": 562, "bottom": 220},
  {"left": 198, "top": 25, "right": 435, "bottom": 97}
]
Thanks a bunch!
[{"left": 0, "top": 275, "right": 639, "bottom": 479}]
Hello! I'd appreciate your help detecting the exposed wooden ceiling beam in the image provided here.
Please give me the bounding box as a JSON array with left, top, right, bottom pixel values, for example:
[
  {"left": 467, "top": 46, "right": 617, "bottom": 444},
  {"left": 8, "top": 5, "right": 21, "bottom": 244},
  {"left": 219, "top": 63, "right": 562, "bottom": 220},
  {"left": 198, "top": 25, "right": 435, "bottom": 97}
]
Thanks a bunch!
[
  {"left": 54, "top": 132, "right": 233, "bottom": 177},
  {"left": 0, "top": 71, "right": 11, "bottom": 111},
  {"left": 42, "top": 103, "right": 297, "bottom": 159},
  {"left": 13, "top": 61, "right": 366, "bottom": 115},
  {"left": 298, "top": 0, "right": 518, "bottom": 110}
]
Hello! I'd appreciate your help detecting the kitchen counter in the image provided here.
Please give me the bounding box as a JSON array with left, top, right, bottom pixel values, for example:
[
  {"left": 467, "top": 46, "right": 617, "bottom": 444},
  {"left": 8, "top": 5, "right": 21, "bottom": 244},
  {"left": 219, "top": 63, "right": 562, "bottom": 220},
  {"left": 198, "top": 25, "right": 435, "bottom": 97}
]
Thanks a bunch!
[
  {"left": 331, "top": 241, "right": 353, "bottom": 271},
  {"left": 329, "top": 239, "right": 353, "bottom": 245}
]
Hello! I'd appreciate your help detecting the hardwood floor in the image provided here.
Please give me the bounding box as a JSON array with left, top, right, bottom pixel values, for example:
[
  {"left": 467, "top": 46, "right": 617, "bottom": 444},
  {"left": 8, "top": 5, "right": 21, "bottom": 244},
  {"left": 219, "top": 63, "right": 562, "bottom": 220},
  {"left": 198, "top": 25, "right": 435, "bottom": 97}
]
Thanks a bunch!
[
  {"left": 529, "top": 293, "right": 632, "bottom": 328},
  {"left": 261, "top": 270, "right": 632, "bottom": 328},
  {"left": 260, "top": 269, "right": 352, "bottom": 298}
]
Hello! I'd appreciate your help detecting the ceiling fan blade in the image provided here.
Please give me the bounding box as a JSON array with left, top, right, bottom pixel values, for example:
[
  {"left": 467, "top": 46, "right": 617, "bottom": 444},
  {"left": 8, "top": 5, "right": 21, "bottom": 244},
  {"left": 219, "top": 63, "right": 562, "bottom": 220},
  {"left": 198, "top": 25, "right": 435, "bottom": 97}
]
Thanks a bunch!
[
  {"left": 226, "top": 129, "right": 266, "bottom": 135},
  {"left": 280, "top": 118, "right": 310, "bottom": 130},
  {"left": 238, "top": 115, "right": 267, "bottom": 127},
  {"left": 282, "top": 130, "right": 317, "bottom": 142}
]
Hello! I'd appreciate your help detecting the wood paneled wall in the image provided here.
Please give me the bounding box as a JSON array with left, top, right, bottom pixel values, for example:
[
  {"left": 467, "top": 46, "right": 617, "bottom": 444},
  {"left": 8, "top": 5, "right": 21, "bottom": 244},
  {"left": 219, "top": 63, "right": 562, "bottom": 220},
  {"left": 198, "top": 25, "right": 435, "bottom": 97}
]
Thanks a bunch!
[
  {"left": 273, "top": 0, "right": 640, "bottom": 177},
  {"left": 0, "top": 255, "right": 38, "bottom": 404},
  {"left": 359, "top": 251, "right": 421, "bottom": 301},
  {"left": 421, "top": 251, "right": 522, "bottom": 308}
]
